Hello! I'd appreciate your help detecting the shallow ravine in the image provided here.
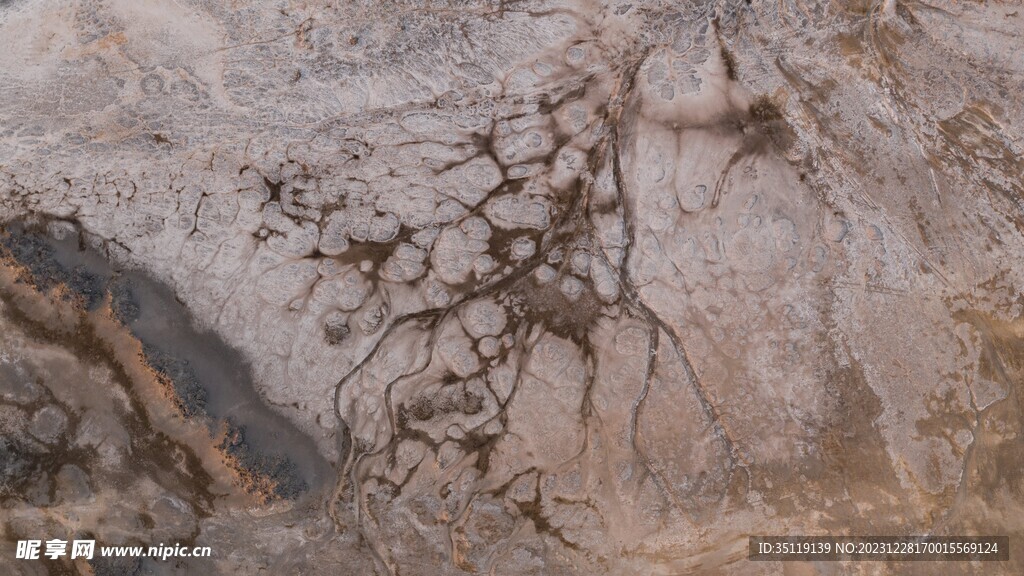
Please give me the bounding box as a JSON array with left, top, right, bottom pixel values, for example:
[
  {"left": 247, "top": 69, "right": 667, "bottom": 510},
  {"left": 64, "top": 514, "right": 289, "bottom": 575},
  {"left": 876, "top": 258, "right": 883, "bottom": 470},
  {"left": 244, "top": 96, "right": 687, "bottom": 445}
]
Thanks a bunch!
[
  {"left": 0, "top": 222, "right": 382, "bottom": 573},
  {"left": 2, "top": 223, "right": 334, "bottom": 500}
]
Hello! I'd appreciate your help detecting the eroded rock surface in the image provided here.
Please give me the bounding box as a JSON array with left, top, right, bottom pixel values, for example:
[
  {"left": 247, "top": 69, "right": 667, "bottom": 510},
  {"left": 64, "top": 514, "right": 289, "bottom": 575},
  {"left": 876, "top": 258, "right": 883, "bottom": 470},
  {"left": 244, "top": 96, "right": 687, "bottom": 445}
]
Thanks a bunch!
[{"left": 1, "top": 0, "right": 1023, "bottom": 574}]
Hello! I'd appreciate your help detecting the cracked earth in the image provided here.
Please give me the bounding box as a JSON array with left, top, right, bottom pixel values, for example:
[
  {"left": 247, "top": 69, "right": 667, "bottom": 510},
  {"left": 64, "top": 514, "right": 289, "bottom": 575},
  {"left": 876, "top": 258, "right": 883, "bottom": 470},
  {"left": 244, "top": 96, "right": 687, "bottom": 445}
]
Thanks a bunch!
[{"left": 1, "top": 0, "right": 1023, "bottom": 574}]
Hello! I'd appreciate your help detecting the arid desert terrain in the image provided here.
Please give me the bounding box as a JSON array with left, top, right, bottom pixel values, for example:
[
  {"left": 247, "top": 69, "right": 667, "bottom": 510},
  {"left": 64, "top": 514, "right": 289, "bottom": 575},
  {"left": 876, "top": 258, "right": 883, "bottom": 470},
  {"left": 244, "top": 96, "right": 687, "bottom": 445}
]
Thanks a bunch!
[{"left": 1, "top": 0, "right": 1023, "bottom": 574}]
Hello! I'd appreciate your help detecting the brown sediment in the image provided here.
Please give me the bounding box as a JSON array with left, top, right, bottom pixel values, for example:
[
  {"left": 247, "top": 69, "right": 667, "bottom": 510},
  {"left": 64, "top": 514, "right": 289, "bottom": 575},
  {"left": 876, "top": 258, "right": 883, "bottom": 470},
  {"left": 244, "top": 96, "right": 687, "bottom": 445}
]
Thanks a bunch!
[
  {"left": 719, "top": 44, "right": 738, "bottom": 81},
  {"left": 814, "top": 358, "right": 917, "bottom": 532},
  {"left": 747, "top": 93, "right": 798, "bottom": 153},
  {"left": 952, "top": 309, "right": 1024, "bottom": 499},
  {"left": 516, "top": 268, "right": 605, "bottom": 343}
]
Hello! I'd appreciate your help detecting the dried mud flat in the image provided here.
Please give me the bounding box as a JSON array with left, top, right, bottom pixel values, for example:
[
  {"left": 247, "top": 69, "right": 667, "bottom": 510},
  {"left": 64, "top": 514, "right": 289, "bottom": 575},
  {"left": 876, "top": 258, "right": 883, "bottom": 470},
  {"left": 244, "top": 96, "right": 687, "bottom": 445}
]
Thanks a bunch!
[{"left": 1, "top": 1, "right": 1023, "bottom": 575}]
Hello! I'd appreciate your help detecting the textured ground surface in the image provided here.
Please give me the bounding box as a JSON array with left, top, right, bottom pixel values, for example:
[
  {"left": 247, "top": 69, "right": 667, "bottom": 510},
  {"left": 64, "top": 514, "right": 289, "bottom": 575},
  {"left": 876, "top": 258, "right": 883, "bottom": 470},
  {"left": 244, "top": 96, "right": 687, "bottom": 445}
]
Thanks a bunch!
[{"left": 1, "top": 0, "right": 1023, "bottom": 574}]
